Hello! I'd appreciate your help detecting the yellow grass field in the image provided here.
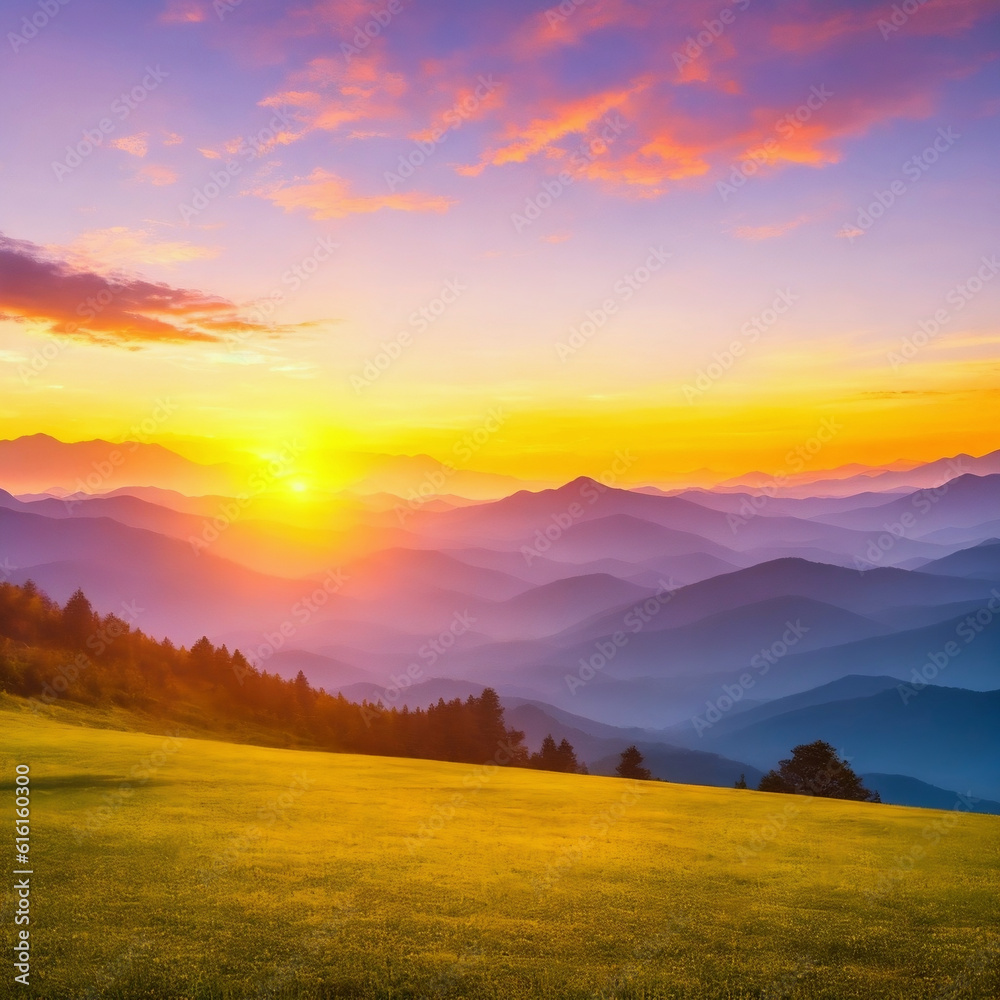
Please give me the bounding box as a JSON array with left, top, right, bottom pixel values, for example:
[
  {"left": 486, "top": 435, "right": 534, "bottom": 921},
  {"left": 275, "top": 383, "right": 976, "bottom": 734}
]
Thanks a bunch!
[{"left": 1, "top": 703, "right": 998, "bottom": 999}]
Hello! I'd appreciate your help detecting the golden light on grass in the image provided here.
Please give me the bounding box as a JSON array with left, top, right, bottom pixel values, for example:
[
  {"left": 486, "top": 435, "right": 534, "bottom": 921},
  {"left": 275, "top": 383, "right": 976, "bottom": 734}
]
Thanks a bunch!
[{"left": 6, "top": 703, "right": 997, "bottom": 999}]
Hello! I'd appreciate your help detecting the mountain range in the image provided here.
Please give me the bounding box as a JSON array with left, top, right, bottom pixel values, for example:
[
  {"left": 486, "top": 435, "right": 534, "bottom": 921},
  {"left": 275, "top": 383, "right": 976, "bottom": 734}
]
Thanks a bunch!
[{"left": 2, "top": 435, "right": 997, "bottom": 807}]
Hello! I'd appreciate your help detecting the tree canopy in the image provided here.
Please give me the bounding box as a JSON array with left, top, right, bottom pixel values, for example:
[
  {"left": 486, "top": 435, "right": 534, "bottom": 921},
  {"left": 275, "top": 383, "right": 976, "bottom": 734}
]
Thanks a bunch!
[
  {"left": 529, "top": 734, "right": 585, "bottom": 773},
  {"left": 615, "top": 745, "right": 652, "bottom": 780},
  {"left": 757, "top": 741, "right": 880, "bottom": 802},
  {"left": 0, "top": 580, "right": 530, "bottom": 771}
]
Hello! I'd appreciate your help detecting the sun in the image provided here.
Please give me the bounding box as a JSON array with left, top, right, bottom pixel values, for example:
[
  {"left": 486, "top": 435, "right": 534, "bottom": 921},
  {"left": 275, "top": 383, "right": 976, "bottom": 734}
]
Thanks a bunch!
[{"left": 289, "top": 480, "right": 308, "bottom": 494}]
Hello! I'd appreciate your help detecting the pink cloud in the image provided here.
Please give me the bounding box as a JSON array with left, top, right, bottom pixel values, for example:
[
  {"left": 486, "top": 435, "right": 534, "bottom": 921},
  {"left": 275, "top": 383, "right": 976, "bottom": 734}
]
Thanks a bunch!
[
  {"left": 463, "top": 80, "right": 650, "bottom": 176},
  {"left": 732, "top": 215, "right": 813, "bottom": 241},
  {"left": 110, "top": 133, "right": 150, "bottom": 157},
  {"left": 260, "top": 168, "right": 454, "bottom": 219},
  {"left": 222, "top": 0, "right": 996, "bottom": 205},
  {"left": 136, "top": 164, "right": 179, "bottom": 186},
  {"left": 0, "top": 233, "right": 262, "bottom": 346},
  {"left": 159, "top": 0, "right": 207, "bottom": 24}
]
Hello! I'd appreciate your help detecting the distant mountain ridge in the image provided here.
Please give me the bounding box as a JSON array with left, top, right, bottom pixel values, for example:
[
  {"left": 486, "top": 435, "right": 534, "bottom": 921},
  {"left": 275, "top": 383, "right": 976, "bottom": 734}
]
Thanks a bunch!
[{"left": 3, "top": 437, "right": 999, "bottom": 803}]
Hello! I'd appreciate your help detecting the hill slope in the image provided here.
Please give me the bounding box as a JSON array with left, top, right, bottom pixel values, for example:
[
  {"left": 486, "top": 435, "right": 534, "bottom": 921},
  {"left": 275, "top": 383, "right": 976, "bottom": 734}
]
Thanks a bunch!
[{"left": 3, "top": 708, "right": 997, "bottom": 999}]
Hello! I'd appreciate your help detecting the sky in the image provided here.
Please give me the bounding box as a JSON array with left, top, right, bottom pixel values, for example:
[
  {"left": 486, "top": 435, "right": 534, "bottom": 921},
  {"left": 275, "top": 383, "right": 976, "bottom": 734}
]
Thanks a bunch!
[{"left": 0, "top": 0, "right": 997, "bottom": 489}]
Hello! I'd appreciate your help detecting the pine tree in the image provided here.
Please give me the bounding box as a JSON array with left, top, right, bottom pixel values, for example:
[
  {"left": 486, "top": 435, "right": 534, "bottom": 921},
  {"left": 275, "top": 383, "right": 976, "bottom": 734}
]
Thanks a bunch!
[
  {"left": 61, "top": 588, "right": 97, "bottom": 647},
  {"left": 734, "top": 773, "right": 748, "bottom": 789},
  {"left": 474, "top": 687, "right": 510, "bottom": 759},
  {"left": 556, "top": 738, "right": 582, "bottom": 774},
  {"left": 530, "top": 734, "right": 563, "bottom": 771},
  {"left": 615, "top": 745, "right": 652, "bottom": 780},
  {"left": 188, "top": 636, "right": 215, "bottom": 675}
]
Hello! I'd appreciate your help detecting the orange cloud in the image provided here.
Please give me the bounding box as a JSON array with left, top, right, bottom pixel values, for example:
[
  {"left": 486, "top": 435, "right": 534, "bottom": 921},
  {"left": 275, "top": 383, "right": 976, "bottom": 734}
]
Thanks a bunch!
[
  {"left": 770, "top": 0, "right": 995, "bottom": 51},
  {"left": 0, "top": 233, "right": 264, "bottom": 346},
  {"left": 255, "top": 50, "right": 409, "bottom": 145},
  {"left": 260, "top": 169, "right": 454, "bottom": 220},
  {"left": 214, "top": 0, "right": 993, "bottom": 206},
  {"left": 57, "top": 227, "right": 220, "bottom": 270},
  {"left": 159, "top": 0, "right": 207, "bottom": 24},
  {"left": 770, "top": 9, "right": 869, "bottom": 53},
  {"left": 465, "top": 80, "right": 649, "bottom": 175},
  {"left": 137, "top": 164, "right": 179, "bottom": 186},
  {"left": 110, "top": 133, "right": 150, "bottom": 157},
  {"left": 732, "top": 215, "right": 812, "bottom": 241},
  {"left": 513, "top": 0, "right": 654, "bottom": 57},
  {"left": 411, "top": 77, "right": 503, "bottom": 144}
]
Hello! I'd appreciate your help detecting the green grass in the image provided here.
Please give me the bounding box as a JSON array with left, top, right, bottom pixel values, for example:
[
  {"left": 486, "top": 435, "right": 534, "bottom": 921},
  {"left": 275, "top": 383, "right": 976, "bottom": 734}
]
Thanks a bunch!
[{"left": 1, "top": 702, "right": 998, "bottom": 999}]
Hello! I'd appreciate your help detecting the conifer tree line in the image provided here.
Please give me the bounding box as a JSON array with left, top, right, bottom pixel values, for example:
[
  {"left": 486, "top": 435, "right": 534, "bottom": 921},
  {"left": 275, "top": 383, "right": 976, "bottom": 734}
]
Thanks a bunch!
[
  {"left": 0, "top": 582, "right": 577, "bottom": 770},
  {"left": 0, "top": 582, "right": 533, "bottom": 766},
  {"left": 528, "top": 734, "right": 587, "bottom": 774},
  {"left": 0, "top": 582, "right": 884, "bottom": 802}
]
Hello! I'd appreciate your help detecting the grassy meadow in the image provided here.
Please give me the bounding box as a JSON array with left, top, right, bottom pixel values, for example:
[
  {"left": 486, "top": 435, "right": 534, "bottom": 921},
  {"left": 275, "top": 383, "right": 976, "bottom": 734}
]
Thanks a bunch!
[{"left": 1, "top": 700, "right": 998, "bottom": 999}]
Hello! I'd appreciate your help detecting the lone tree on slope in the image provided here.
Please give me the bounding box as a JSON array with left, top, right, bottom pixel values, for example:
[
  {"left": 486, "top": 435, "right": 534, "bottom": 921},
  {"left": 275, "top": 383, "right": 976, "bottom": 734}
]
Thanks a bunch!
[
  {"left": 615, "top": 745, "right": 652, "bottom": 781},
  {"left": 757, "top": 740, "right": 880, "bottom": 802}
]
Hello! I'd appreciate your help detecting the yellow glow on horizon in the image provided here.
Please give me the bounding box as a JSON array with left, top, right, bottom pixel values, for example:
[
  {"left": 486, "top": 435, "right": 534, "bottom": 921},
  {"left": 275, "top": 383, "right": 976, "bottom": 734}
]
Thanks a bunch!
[{"left": 2, "top": 316, "right": 996, "bottom": 488}]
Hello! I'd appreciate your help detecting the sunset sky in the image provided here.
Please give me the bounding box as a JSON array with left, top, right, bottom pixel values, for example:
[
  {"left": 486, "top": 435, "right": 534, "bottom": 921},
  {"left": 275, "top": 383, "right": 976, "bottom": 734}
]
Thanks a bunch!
[{"left": 1, "top": 0, "right": 997, "bottom": 489}]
